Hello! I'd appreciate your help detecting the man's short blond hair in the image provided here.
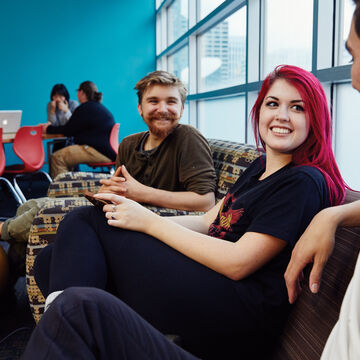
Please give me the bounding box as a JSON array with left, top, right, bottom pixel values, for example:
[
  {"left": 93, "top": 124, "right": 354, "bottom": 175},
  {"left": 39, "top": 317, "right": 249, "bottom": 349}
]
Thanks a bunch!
[{"left": 134, "top": 70, "right": 187, "bottom": 105}]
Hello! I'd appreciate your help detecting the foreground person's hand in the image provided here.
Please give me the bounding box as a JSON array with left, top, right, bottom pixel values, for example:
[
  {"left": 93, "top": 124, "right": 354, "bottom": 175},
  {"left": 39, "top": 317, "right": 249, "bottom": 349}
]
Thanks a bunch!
[{"left": 284, "top": 208, "right": 336, "bottom": 304}]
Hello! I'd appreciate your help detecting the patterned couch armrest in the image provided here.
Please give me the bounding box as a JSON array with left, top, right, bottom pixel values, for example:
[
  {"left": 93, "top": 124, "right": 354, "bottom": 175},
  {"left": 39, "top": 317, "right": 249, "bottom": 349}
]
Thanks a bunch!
[
  {"left": 47, "top": 172, "right": 110, "bottom": 198},
  {"left": 52, "top": 171, "right": 110, "bottom": 182},
  {"left": 208, "top": 139, "right": 261, "bottom": 201},
  {"left": 26, "top": 197, "right": 91, "bottom": 322}
]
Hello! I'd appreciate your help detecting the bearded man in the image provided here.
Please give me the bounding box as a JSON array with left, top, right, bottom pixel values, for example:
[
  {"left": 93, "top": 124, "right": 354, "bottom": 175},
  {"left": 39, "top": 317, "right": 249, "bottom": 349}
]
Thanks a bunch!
[{"left": 99, "top": 71, "right": 216, "bottom": 212}]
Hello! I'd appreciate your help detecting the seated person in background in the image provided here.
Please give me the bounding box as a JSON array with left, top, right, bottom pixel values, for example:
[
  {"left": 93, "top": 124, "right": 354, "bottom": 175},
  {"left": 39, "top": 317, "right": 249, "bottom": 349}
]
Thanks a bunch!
[
  {"left": 47, "top": 84, "right": 78, "bottom": 127},
  {"left": 47, "top": 83, "right": 79, "bottom": 153},
  {"left": 99, "top": 70, "right": 216, "bottom": 211},
  {"left": 0, "top": 71, "right": 216, "bottom": 280},
  {"left": 43, "top": 81, "right": 116, "bottom": 179},
  {"left": 27, "top": 65, "right": 347, "bottom": 360}
]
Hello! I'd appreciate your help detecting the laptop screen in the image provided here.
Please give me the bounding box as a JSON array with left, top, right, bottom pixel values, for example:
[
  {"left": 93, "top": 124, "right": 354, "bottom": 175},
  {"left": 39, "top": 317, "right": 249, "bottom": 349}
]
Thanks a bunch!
[{"left": 0, "top": 110, "right": 22, "bottom": 135}]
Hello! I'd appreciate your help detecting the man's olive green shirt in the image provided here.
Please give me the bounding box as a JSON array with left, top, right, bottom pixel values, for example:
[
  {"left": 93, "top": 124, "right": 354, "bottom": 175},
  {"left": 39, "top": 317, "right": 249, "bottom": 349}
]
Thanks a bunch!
[{"left": 115, "top": 124, "right": 216, "bottom": 195}]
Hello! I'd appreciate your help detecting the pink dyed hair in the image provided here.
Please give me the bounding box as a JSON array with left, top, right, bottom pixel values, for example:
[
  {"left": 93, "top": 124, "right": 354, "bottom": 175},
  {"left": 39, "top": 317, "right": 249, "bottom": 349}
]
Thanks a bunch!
[{"left": 250, "top": 65, "right": 347, "bottom": 205}]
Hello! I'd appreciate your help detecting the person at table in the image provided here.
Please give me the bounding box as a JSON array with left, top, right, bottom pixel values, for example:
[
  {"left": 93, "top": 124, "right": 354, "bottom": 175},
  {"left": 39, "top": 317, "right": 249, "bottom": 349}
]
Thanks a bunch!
[
  {"left": 25, "top": 65, "right": 347, "bottom": 360},
  {"left": 43, "top": 81, "right": 116, "bottom": 179},
  {"left": 47, "top": 84, "right": 78, "bottom": 127},
  {"left": 47, "top": 83, "right": 79, "bottom": 152}
]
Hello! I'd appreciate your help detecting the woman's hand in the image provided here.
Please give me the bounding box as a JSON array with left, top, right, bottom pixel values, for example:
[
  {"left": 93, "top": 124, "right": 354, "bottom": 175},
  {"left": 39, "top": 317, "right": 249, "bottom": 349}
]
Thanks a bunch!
[
  {"left": 50, "top": 100, "right": 56, "bottom": 115},
  {"left": 94, "top": 193, "right": 156, "bottom": 233},
  {"left": 57, "top": 99, "right": 69, "bottom": 113}
]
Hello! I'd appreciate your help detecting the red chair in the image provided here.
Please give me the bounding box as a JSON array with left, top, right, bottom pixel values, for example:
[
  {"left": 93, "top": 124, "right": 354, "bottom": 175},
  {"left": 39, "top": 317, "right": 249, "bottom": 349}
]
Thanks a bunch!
[
  {"left": 0, "top": 128, "right": 23, "bottom": 205},
  {"left": 4, "top": 125, "right": 52, "bottom": 202},
  {"left": 87, "top": 123, "right": 120, "bottom": 174}
]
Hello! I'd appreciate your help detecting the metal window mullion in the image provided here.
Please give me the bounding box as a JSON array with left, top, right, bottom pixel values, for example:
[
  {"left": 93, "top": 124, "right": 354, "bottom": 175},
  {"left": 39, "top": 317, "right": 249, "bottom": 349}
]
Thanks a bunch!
[
  {"left": 259, "top": 0, "right": 266, "bottom": 79},
  {"left": 246, "top": 0, "right": 260, "bottom": 143},
  {"left": 188, "top": 28, "right": 198, "bottom": 127},
  {"left": 188, "top": 0, "right": 196, "bottom": 28},
  {"left": 334, "top": 0, "right": 343, "bottom": 67},
  {"left": 312, "top": 0, "right": 319, "bottom": 74}
]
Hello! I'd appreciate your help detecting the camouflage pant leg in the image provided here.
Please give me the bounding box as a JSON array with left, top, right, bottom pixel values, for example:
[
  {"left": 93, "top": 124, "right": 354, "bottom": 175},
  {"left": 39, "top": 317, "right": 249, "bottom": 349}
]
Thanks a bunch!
[{"left": 1, "top": 197, "right": 49, "bottom": 243}]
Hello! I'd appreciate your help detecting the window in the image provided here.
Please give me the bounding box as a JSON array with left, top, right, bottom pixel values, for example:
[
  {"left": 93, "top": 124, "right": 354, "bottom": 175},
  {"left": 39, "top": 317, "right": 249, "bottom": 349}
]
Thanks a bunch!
[
  {"left": 263, "top": 0, "right": 313, "bottom": 76},
  {"left": 335, "top": 83, "right": 360, "bottom": 189},
  {"left": 156, "top": 0, "right": 355, "bottom": 180},
  {"left": 339, "top": 0, "right": 356, "bottom": 65},
  {"left": 198, "top": 96, "right": 246, "bottom": 142},
  {"left": 168, "top": 45, "right": 189, "bottom": 90},
  {"left": 198, "top": 7, "right": 246, "bottom": 92},
  {"left": 167, "top": 0, "right": 189, "bottom": 45},
  {"left": 198, "top": 0, "right": 225, "bottom": 20},
  {"left": 180, "top": 103, "right": 189, "bottom": 125}
]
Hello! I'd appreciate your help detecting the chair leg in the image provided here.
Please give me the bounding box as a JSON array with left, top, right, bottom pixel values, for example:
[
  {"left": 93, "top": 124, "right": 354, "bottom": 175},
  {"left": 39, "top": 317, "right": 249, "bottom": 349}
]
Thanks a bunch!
[
  {"left": 39, "top": 171, "right": 53, "bottom": 184},
  {"left": 12, "top": 177, "right": 27, "bottom": 203},
  {"left": 13, "top": 171, "right": 52, "bottom": 202},
  {"left": 0, "top": 177, "right": 24, "bottom": 205}
]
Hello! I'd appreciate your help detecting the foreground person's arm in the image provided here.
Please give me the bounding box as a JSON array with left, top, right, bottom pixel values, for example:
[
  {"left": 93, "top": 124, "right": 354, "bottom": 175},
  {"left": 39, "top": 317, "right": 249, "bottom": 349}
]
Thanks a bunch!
[
  {"left": 96, "top": 193, "right": 286, "bottom": 281},
  {"left": 285, "top": 200, "right": 360, "bottom": 304}
]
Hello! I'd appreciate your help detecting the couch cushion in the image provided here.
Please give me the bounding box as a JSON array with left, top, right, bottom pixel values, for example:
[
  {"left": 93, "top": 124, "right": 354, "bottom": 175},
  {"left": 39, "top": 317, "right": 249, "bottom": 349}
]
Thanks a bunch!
[
  {"left": 208, "top": 139, "right": 260, "bottom": 201},
  {"left": 271, "top": 190, "right": 360, "bottom": 359}
]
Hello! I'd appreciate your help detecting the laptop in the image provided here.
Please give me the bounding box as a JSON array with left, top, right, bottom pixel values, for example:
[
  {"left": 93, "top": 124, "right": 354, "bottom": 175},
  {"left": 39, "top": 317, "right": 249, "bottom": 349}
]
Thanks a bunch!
[{"left": 0, "top": 110, "right": 22, "bottom": 140}]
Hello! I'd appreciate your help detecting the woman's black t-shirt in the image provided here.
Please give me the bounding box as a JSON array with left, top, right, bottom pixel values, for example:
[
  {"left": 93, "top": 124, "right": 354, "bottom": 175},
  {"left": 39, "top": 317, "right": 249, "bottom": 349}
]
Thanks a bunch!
[{"left": 208, "top": 156, "right": 330, "bottom": 314}]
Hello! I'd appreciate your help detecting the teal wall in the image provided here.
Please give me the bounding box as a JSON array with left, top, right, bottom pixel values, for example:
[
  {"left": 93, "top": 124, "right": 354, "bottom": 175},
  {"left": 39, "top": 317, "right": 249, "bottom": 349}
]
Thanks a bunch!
[{"left": 0, "top": 0, "right": 155, "bottom": 165}]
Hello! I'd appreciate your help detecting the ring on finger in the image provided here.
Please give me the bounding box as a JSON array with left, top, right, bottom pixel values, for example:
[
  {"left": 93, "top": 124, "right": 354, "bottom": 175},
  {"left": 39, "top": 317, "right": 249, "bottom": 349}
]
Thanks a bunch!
[{"left": 112, "top": 205, "right": 116, "bottom": 211}]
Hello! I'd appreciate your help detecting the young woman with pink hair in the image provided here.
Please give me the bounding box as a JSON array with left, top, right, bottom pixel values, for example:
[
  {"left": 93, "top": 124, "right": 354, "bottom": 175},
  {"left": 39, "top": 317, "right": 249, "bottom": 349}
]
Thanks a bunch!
[{"left": 23, "top": 65, "right": 347, "bottom": 360}]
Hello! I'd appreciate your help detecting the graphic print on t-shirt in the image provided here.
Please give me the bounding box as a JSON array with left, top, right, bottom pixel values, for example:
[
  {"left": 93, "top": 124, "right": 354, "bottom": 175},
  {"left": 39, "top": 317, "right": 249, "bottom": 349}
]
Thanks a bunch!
[{"left": 208, "top": 192, "right": 244, "bottom": 239}]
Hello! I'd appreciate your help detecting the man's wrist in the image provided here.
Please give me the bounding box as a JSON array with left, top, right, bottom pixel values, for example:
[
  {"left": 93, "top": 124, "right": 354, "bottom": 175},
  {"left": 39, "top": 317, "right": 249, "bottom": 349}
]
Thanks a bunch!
[{"left": 137, "top": 184, "right": 153, "bottom": 204}]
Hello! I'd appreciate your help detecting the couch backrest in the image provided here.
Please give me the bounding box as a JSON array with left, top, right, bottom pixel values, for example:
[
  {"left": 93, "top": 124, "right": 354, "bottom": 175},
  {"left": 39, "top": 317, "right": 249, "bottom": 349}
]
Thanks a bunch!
[
  {"left": 271, "top": 189, "right": 360, "bottom": 359},
  {"left": 208, "top": 139, "right": 261, "bottom": 201}
]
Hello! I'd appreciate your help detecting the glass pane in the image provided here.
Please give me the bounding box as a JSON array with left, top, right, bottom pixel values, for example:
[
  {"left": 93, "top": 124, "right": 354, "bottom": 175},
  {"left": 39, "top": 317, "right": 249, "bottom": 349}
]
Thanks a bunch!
[
  {"left": 198, "top": 96, "right": 246, "bottom": 142},
  {"left": 263, "top": 0, "right": 313, "bottom": 76},
  {"left": 167, "top": 0, "right": 189, "bottom": 45},
  {"left": 247, "top": 92, "right": 258, "bottom": 146},
  {"left": 335, "top": 83, "right": 360, "bottom": 190},
  {"left": 156, "top": 0, "right": 164, "bottom": 9},
  {"left": 339, "top": 0, "right": 356, "bottom": 65},
  {"left": 180, "top": 103, "right": 189, "bottom": 125},
  {"left": 198, "top": 7, "right": 247, "bottom": 92},
  {"left": 199, "top": 0, "right": 225, "bottom": 20},
  {"left": 168, "top": 45, "right": 189, "bottom": 91}
]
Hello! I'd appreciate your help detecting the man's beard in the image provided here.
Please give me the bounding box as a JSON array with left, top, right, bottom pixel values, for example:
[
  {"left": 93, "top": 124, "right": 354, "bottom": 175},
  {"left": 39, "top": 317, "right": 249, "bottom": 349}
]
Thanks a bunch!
[{"left": 146, "top": 112, "right": 179, "bottom": 138}]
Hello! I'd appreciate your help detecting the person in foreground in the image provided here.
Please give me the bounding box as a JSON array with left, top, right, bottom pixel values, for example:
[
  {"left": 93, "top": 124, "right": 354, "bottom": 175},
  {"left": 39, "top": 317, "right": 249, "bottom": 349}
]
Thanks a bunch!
[
  {"left": 284, "top": 1, "right": 360, "bottom": 358},
  {"left": 23, "top": 65, "right": 346, "bottom": 360}
]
